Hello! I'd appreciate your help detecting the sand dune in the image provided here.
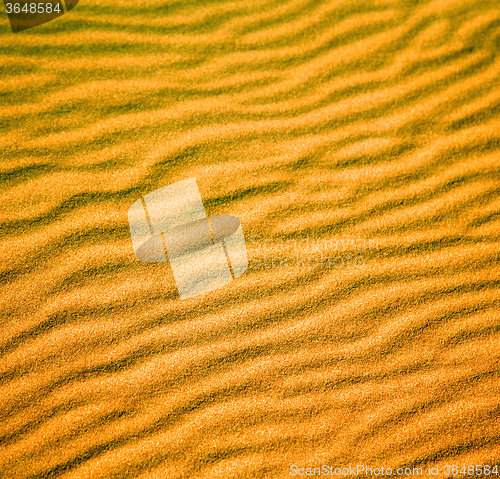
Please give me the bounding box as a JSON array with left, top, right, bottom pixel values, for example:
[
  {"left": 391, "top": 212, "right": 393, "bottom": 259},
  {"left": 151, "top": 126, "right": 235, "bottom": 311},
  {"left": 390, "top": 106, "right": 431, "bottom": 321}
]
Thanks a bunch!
[{"left": 1, "top": 0, "right": 499, "bottom": 477}]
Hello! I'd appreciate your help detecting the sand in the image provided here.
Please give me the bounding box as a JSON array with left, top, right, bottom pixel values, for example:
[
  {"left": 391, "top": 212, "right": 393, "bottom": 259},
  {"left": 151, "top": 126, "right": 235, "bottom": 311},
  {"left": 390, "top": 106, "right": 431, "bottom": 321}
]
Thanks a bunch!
[{"left": 1, "top": 0, "right": 499, "bottom": 477}]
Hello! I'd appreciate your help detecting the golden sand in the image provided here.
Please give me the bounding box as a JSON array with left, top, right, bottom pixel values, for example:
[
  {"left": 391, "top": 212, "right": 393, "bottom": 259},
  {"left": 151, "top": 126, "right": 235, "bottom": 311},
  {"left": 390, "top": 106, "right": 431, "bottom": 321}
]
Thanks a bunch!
[{"left": 1, "top": 0, "right": 499, "bottom": 477}]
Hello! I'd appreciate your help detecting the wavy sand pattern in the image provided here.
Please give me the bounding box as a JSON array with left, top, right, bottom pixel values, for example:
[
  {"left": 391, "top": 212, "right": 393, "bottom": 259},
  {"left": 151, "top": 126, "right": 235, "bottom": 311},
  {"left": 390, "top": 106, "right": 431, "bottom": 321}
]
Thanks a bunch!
[{"left": 1, "top": 0, "right": 500, "bottom": 477}]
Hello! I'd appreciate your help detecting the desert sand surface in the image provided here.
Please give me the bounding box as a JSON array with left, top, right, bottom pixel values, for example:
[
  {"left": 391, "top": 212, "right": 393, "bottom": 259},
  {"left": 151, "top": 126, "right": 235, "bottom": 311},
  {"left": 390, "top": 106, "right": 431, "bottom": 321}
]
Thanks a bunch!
[{"left": 1, "top": 0, "right": 500, "bottom": 477}]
